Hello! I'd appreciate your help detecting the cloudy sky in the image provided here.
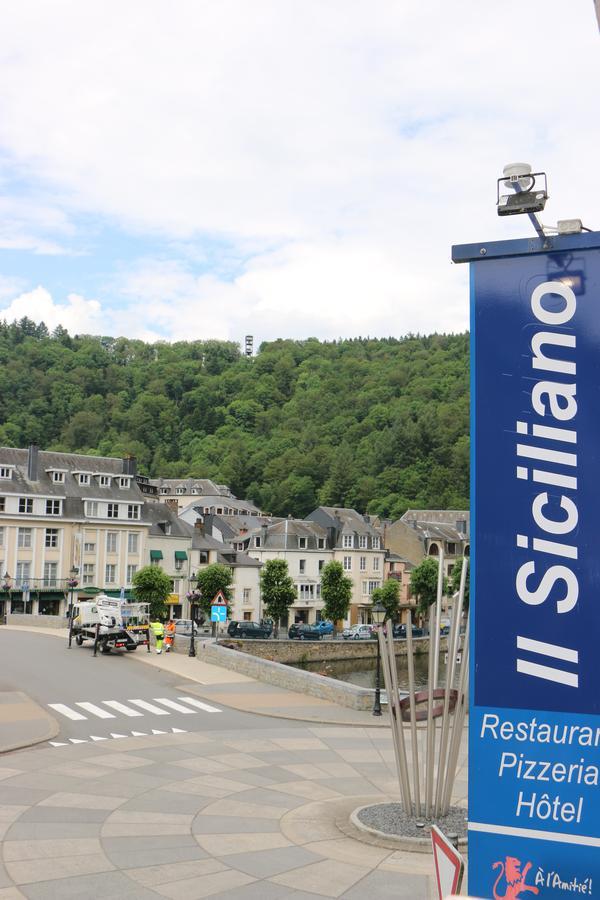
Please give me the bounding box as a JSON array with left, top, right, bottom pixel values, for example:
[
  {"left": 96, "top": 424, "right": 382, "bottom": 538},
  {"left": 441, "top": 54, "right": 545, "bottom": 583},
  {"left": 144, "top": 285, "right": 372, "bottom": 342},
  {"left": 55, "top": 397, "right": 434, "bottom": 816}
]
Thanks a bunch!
[{"left": 0, "top": 1, "right": 598, "bottom": 345}]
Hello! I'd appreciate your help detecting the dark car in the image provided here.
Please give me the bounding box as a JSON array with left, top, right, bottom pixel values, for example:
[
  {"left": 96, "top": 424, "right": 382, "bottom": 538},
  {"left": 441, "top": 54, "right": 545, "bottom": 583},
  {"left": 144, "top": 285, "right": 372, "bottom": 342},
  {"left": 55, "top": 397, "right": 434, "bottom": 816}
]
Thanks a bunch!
[
  {"left": 227, "top": 620, "right": 272, "bottom": 639},
  {"left": 288, "top": 623, "right": 322, "bottom": 641},
  {"left": 392, "top": 623, "right": 424, "bottom": 639}
]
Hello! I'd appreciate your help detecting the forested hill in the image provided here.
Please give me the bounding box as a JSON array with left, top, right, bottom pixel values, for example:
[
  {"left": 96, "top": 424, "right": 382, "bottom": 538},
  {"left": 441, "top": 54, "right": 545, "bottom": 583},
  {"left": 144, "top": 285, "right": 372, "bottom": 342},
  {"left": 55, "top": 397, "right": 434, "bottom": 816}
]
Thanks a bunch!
[{"left": 0, "top": 320, "right": 469, "bottom": 519}]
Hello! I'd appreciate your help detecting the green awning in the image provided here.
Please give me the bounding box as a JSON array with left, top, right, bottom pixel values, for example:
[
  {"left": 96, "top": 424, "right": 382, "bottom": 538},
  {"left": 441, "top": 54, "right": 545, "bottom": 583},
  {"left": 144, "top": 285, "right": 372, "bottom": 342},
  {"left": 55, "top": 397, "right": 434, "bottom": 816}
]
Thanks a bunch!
[
  {"left": 150, "top": 550, "right": 163, "bottom": 560},
  {"left": 38, "top": 592, "right": 65, "bottom": 600},
  {"left": 174, "top": 551, "right": 188, "bottom": 561},
  {"left": 104, "top": 589, "right": 135, "bottom": 600}
]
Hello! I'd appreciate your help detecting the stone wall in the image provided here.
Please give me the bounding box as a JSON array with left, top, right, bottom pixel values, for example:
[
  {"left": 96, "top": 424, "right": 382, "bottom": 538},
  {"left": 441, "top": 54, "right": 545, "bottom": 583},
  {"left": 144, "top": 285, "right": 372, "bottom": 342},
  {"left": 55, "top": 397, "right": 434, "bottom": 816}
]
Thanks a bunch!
[
  {"left": 5, "top": 614, "right": 65, "bottom": 629},
  {"left": 200, "top": 641, "right": 376, "bottom": 710},
  {"left": 217, "top": 635, "right": 442, "bottom": 664}
]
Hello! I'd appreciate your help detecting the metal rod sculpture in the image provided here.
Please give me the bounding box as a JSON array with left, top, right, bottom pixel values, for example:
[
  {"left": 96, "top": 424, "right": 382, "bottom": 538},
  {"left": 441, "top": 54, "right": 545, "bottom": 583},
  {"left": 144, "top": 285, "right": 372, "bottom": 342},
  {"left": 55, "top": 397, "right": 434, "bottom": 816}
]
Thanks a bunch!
[{"left": 377, "top": 554, "right": 469, "bottom": 819}]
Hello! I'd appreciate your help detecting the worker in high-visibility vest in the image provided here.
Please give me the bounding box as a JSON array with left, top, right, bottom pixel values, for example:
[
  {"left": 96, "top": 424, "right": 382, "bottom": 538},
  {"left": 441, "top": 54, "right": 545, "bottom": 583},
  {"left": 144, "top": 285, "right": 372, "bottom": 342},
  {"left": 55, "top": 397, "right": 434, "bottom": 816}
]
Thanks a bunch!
[
  {"left": 165, "top": 619, "right": 176, "bottom": 652},
  {"left": 150, "top": 621, "right": 165, "bottom": 654}
]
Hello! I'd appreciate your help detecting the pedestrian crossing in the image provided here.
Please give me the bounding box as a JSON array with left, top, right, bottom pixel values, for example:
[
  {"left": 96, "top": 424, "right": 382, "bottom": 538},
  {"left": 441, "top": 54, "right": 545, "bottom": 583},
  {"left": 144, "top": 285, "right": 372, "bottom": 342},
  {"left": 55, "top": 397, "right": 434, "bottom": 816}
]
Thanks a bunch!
[
  {"left": 48, "top": 695, "right": 221, "bottom": 721},
  {"left": 49, "top": 727, "right": 189, "bottom": 748}
]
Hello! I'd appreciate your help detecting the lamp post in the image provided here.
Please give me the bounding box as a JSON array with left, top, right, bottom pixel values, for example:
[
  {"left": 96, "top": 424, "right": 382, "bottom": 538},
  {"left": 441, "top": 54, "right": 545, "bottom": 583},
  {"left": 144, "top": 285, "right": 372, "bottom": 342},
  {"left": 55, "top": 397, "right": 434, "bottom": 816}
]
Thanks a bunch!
[
  {"left": 371, "top": 599, "right": 386, "bottom": 717},
  {"left": 66, "top": 567, "right": 79, "bottom": 649},
  {"left": 186, "top": 574, "right": 201, "bottom": 658},
  {"left": 1, "top": 572, "right": 11, "bottom": 624}
]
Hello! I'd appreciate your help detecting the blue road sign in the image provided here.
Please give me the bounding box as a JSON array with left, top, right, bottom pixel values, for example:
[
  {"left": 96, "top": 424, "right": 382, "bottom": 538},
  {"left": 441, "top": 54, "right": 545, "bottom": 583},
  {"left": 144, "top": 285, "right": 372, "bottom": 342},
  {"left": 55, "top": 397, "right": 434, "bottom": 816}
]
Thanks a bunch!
[
  {"left": 453, "top": 232, "right": 600, "bottom": 898},
  {"left": 211, "top": 604, "right": 227, "bottom": 623}
]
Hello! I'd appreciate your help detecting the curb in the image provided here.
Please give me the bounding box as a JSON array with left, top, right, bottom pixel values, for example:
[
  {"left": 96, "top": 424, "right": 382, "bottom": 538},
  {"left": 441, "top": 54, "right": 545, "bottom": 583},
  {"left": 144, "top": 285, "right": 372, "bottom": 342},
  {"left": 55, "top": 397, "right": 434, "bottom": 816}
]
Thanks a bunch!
[
  {"left": 349, "top": 804, "right": 469, "bottom": 854},
  {"left": 0, "top": 691, "right": 59, "bottom": 755}
]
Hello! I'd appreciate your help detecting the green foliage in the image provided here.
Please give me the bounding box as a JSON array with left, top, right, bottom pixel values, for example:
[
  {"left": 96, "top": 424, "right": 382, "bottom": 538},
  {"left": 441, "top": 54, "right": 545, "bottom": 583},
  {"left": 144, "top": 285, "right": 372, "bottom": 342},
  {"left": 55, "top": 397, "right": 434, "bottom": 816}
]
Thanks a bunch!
[
  {"left": 194, "top": 564, "right": 233, "bottom": 618},
  {"left": 371, "top": 579, "right": 400, "bottom": 622},
  {"left": 132, "top": 565, "right": 172, "bottom": 620},
  {"left": 320, "top": 561, "right": 353, "bottom": 627},
  {"left": 260, "top": 559, "right": 297, "bottom": 628},
  {"left": 0, "top": 322, "right": 469, "bottom": 517},
  {"left": 449, "top": 557, "right": 469, "bottom": 610},
  {"left": 410, "top": 557, "right": 448, "bottom": 615}
]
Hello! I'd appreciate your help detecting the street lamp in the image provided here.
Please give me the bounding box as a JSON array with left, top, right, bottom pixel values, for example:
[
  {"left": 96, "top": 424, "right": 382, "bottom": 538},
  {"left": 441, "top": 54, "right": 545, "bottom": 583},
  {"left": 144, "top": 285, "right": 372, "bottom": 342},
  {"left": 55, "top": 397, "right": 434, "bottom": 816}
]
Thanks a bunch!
[
  {"left": 371, "top": 599, "right": 386, "bottom": 717},
  {"left": 66, "top": 566, "right": 79, "bottom": 649},
  {"left": 1, "top": 572, "right": 11, "bottom": 624},
  {"left": 186, "top": 574, "right": 201, "bottom": 658}
]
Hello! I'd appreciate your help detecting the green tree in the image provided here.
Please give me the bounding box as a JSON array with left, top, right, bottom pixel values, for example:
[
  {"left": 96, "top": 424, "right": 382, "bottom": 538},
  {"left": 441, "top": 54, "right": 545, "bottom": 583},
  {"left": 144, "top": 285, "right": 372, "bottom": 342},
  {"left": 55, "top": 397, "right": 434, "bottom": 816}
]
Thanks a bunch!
[
  {"left": 260, "top": 559, "right": 297, "bottom": 634},
  {"left": 194, "top": 564, "right": 233, "bottom": 618},
  {"left": 449, "top": 557, "right": 469, "bottom": 610},
  {"left": 132, "top": 565, "right": 172, "bottom": 620},
  {"left": 321, "top": 561, "right": 353, "bottom": 630},
  {"left": 410, "top": 557, "right": 447, "bottom": 616},
  {"left": 371, "top": 578, "right": 400, "bottom": 622}
]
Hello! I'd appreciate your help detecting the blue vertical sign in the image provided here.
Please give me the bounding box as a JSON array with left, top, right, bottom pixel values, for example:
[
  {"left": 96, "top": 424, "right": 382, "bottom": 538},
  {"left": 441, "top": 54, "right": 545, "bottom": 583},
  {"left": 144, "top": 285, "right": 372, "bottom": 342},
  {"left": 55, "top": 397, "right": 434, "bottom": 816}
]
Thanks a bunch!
[{"left": 453, "top": 232, "right": 600, "bottom": 899}]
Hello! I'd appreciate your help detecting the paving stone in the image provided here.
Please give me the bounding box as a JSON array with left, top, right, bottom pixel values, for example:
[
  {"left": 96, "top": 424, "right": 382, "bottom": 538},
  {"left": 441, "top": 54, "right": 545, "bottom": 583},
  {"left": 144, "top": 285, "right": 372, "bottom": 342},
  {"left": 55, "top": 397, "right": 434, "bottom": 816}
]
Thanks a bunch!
[
  {"left": 193, "top": 815, "right": 284, "bottom": 834},
  {"left": 126, "top": 857, "right": 225, "bottom": 886},
  {"left": 101, "top": 834, "right": 200, "bottom": 854},
  {"left": 220, "top": 846, "right": 322, "bottom": 879},
  {"left": 199, "top": 798, "right": 290, "bottom": 820},
  {"left": 270, "top": 858, "right": 371, "bottom": 898},
  {"left": 153, "top": 868, "right": 256, "bottom": 899},
  {"left": 6, "top": 853, "right": 114, "bottom": 886},
  {"left": 116, "top": 790, "right": 209, "bottom": 815},
  {"left": 5, "top": 823, "right": 103, "bottom": 840},
  {"left": 104, "top": 844, "right": 208, "bottom": 870},
  {"left": 196, "top": 831, "right": 292, "bottom": 857},
  {"left": 20, "top": 870, "right": 158, "bottom": 899},
  {"left": 207, "top": 881, "right": 294, "bottom": 899},
  {"left": 342, "top": 869, "right": 430, "bottom": 898}
]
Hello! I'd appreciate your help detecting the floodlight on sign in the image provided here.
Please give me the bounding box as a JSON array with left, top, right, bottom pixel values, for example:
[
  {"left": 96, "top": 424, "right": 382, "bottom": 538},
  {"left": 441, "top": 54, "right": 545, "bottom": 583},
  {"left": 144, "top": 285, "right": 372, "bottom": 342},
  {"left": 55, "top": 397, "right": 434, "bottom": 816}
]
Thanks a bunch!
[{"left": 497, "top": 169, "right": 548, "bottom": 217}]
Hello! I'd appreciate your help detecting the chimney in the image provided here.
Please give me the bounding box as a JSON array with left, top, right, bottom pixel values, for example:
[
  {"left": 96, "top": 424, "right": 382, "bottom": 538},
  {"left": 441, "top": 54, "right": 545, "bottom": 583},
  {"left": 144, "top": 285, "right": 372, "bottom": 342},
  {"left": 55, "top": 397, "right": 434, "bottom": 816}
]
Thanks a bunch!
[
  {"left": 194, "top": 519, "right": 205, "bottom": 535},
  {"left": 122, "top": 454, "right": 137, "bottom": 475},
  {"left": 27, "top": 444, "right": 39, "bottom": 481}
]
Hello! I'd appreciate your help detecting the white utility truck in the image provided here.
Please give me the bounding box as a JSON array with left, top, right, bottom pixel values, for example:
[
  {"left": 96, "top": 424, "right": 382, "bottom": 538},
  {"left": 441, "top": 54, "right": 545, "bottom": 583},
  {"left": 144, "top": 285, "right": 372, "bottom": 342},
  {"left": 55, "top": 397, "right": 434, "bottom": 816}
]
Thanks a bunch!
[{"left": 71, "top": 594, "right": 150, "bottom": 654}]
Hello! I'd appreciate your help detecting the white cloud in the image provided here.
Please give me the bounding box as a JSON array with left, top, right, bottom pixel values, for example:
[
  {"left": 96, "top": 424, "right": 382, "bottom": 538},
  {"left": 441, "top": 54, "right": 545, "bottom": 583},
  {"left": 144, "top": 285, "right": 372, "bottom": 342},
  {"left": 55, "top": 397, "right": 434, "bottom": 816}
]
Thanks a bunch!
[
  {"left": 0, "top": 1, "right": 598, "bottom": 338},
  {"left": 0, "top": 287, "right": 102, "bottom": 334}
]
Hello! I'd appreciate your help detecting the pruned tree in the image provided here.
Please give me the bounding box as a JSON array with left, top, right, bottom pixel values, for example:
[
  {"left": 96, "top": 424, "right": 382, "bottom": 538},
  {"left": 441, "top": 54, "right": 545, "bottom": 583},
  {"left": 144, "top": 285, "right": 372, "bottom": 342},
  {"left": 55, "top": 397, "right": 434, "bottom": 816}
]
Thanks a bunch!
[
  {"left": 194, "top": 563, "right": 233, "bottom": 619},
  {"left": 260, "top": 559, "right": 296, "bottom": 634},
  {"left": 410, "top": 557, "right": 447, "bottom": 616},
  {"left": 371, "top": 578, "right": 400, "bottom": 623},
  {"left": 321, "top": 560, "right": 353, "bottom": 630},
  {"left": 132, "top": 565, "right": 172, "bottom": 621}
]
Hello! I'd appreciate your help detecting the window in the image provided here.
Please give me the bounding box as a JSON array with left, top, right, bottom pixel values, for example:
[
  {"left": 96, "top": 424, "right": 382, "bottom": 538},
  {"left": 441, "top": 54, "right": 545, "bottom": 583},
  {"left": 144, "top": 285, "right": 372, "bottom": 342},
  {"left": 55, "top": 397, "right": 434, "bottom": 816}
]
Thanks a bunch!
[
  {"left": 360, "top": 556, "right": 366, "bottom": 571},
  {"left": 127, "top": 533, "right": 139, "bottom": 554},
  {"left": 362, "top": 580, "right": 369, "bottom": 596},
  {"left": 343, "top": 556, "right": 352, "bottom": 571},
  {"left": 83, "top": 564, "right": 95, "bottom": 584},
  {"left": 299, "top": 583, "right": 315, "bottom": 598},
  {"left": 243, "top": 588, "right": 251, "bottom": 603},
  {"left": 358, "top": 535, "right": 367, "bottom": 549},
  {"left": 84, "top": 542, "right": 95, "bottom": 553},
  {"left": 160, "top": 488, "right": 169, "bottom": 495},
  {"left": 0, "top": 497, "right": 4, "bottom": 512},
  {"left": 191, "top": 488, "right": 198, "bottom": 495},
  {"left": 127, "top": 504, "right": 140, "bottom": 520},
  {"left": 254, "top": 537, "right": 261, "bottom": 547},
  {"left": 368, "top": 580, "right": 380, "bottom": 595},
  {"left": 126, "top": 564, "right": 137, "bottom": 584},
  {"left": 19, "top": 498, "right": 33, "bottom": 514},
  {"left": 316, "top": 584, "right": 321, "bottom": 598},
  {"left": 343, "top": 534, "right": 353, "bottom": 548},
  {"left": 373, "top": 557, "right": 380, "bottom": 571},
  {"left": 17, "top": 528, "right": 32, "bottom": 549},
  {"left": 46, "top": 500, "right": 61, "bottom": 516},
  {"left": 119, "top": 477, "right": 131, "bottom": 488},
  {"left": 176, "top": 487, "right": 185, "bottom": 495},
  {"left": 299, "top": 559, "right": 306, "bottom": 574},
  {"left": 98, "top": 475, "right": 111, "bottom": 487},
  {"left": 318, "top": 559, "right": 325, "bottom": 572},
  {"left": 318, "top": 538, "right": 325, "bottom": 549},
  {"left": 105, "top": 564, "right": 117, "bottom": 584},
  {"left": 198, "top": 551, "right": 208, "bottom": 564},
  {"left": 45, "top": 528, "right": 59, "bottom": 548},
  {"left": 0, "top": 467, "right": 13, "bottom": 479},
  {"left": 298, "top": 537, "right": 307, "bottom": 549},
  {"left": 372, "top": 537, "right": 381, "bottom": 550},
  {"left": 51, "top": 471, "right": 65, "bottom": 483},
  {"left": 43, "top": 562, "right": 58, "bottom": 587},
  {"left": 107, "top": 503, "right": 119, "bottom": 519},
  {"left": 0, "top": 527, "right": 3, "bottom": 547},
  {"left": 86, "top": 501, "right": 98, "bottom": 517},
  {"left": 78, "top": 473, "right": 90, "bottom": 486},
  {"left": 447, "top": 542, "right": 457, "bottom": 555},
  {"left": 106, "top": 532, "right": 118, "bottom": 553},
  {"left": 16, "top": 561, "right": 31, "bottom": 584}
]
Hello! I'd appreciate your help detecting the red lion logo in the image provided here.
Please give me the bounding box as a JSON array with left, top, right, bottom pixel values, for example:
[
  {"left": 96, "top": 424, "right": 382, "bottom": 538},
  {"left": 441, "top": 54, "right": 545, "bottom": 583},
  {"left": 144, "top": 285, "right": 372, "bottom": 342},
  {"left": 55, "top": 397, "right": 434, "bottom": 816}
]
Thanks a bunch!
[{"left": 492, "top": 857, "right": 539, "bottom": 899}]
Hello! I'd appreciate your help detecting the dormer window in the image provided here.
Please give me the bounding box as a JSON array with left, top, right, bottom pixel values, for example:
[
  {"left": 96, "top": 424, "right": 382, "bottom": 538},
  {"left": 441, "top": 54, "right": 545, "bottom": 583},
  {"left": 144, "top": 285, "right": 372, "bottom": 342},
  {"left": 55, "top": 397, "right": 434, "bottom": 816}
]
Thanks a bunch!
[
  {"left": 372, "top": 537, "right": 381, "bottom": 550},
  {"left": 97, "top": 475, "right": 111, "bottom": 487},
  {"left": 118, "top": 476, "right": 131, "bottom": 489},
  {"left": 342, "top": 534, "right": 354, "bottom": 548},
  {"left": 0, "top": 466, "right": 14, "bottom": 480},
  {"left": 358, "top": 535, "right": 367, "bottom": 549},
  {"left": 298, "top": 537, "right": 307, "bottom": 549},
  {"left": 78, "top": 473, "right": 90, "bottom": 486},
  {"left": 254, "top": 537, "right": 261, "bottom": 547},
  {"left": 191, "top": 488, "right": 198, "bottom": 495},
  {"left": 176, "top": 487, "right": 185, "bottom": 495},
  {"left": 160, "top": 488, "right": 169, "bottom": 494},
  {"left": 52, "top": 471, "right": 65, "bottom": 483}
]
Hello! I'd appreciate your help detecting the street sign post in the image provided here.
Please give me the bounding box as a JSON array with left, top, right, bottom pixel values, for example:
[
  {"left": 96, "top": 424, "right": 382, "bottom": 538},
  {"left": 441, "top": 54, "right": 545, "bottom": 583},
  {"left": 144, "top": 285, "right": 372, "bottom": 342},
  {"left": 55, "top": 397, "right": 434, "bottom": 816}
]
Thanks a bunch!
[
  {"left": 431, "top": 825, "right": 464, "bottom": 900},
  {"left": 453, "top": 231, "right": 600, "bottom": 898},
  {"left": 210, "top": 590, "right": 228, "bottom": 623}
]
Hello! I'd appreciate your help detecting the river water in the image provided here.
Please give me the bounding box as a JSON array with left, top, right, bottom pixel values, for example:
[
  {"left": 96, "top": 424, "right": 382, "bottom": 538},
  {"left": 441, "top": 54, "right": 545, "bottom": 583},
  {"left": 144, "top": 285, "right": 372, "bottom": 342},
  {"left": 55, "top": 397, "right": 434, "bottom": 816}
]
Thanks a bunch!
[{"left": 289, "top": 651, "right": 451, "bottom": 691}]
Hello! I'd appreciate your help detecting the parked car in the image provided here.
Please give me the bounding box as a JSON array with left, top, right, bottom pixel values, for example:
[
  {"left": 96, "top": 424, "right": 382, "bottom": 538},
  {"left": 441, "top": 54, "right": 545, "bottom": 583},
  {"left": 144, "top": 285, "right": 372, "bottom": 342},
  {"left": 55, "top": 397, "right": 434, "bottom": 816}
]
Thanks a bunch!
[
  {"left": 314, "top": 620, "right": 334, "bottom": 635},
  {"left": 342, "top": 624, "right": 375, "bottom": 641},
  {"left": 227, "top": 620, "right": 272, "bottom": 639},
  {"left": 288, "top": 623, "right": 322, "bottom": 641},
  {"left": 392, "top": 623, "right": 424, "bottom": 639}
]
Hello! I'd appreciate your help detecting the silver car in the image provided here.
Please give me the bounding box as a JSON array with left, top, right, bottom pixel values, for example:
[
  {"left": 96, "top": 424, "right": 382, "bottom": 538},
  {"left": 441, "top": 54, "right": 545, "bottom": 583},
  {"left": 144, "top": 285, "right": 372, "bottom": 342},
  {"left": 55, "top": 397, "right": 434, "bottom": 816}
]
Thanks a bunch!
[{"left": 342, "top": 624, "right": 374, "bottom": 640}]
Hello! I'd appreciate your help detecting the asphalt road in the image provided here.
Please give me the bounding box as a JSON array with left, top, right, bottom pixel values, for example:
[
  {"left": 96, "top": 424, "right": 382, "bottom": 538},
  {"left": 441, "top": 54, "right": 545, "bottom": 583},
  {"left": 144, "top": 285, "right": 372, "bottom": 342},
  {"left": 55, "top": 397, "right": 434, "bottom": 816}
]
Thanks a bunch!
[{"left": 0, "top": 629, "right": 300, "bottom": 746}]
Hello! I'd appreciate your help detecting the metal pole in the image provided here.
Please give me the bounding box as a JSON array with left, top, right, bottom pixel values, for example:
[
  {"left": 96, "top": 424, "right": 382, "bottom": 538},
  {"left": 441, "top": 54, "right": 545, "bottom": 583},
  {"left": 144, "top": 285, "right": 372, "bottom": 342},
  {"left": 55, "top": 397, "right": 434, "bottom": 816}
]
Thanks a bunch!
[
  {"left": 385, "top": 623, "right": 412, "bottom": 813},
  {"left": 378, "top": 626, "right": 412, "bottom": 813},
  {"left": 188, "top": 600, "right": 196, "bottom": 657},
  {"left": 93, "top": 622, "right": 100, "bottom": 657},
  {"left": 67, "top": 584, "right": 74, "bottom": 648},
  {"left": 432, "top": 550, "right": 444, "bottom": 688},
  {"left": 434, "top": 557, "right": 467, "bottom": 815},
  {"left": 405, "top": 609, "right": 422, "bottom": 817},
  {"left": 373, "top": 632, "right": 382, "bottom": 716},
  {"left": 442, "top": 608, "right": 470, "bottom": 813}
]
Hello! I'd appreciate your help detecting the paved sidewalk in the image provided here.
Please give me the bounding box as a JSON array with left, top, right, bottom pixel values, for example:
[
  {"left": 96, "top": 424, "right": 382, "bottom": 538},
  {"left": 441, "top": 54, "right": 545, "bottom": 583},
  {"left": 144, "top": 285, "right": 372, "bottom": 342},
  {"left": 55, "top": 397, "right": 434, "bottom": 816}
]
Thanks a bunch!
[
  {"left": 0, "top": 724, "right": 468, "bottom": 898},
  {"left": 0, "top": 693, "right": 58, "bottom": 754}
]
